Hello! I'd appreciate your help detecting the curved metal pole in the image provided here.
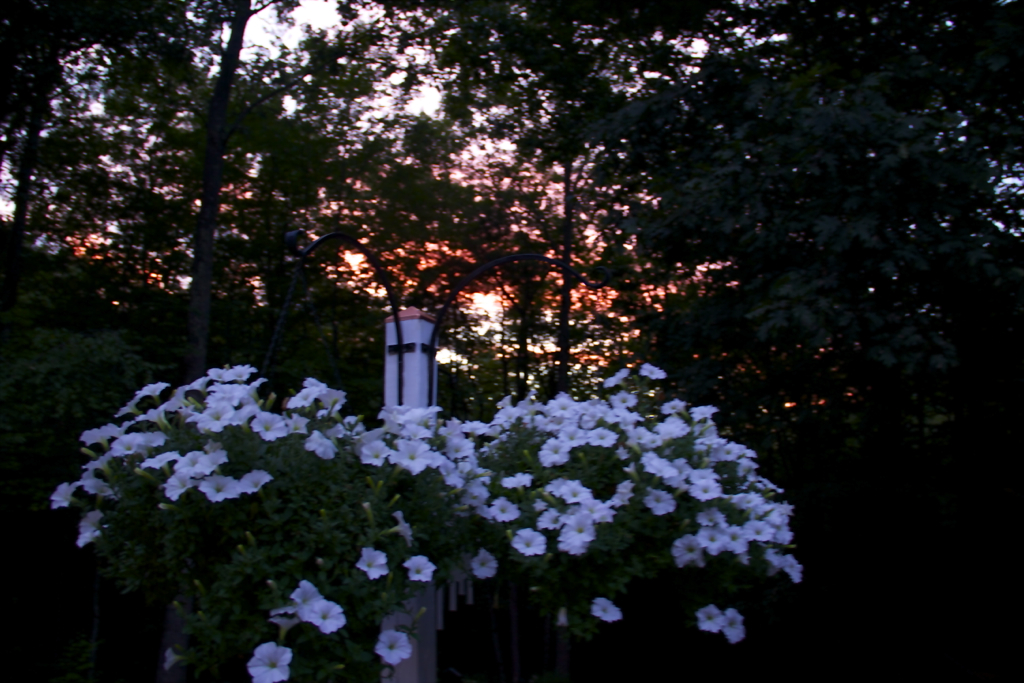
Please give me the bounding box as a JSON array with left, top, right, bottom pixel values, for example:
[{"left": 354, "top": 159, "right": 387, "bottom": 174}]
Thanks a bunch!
[
  {"left": 427, "top": 254, "right": 611, "bottom": 405},
  {"left": 282, "top": 229, "right": 406, "bottom": 405}
]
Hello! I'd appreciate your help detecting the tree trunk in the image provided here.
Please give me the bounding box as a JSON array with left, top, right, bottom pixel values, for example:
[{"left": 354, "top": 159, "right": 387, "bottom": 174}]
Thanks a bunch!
[
  {"left": 0, "top": 103, "right": 43, "bottom": 315},
  {"left": 166, "top": 3, "right": 255, "bottom": 682},
  {"left": 183, "top": 0, "right": 254, "bottom": 382},
  {"left": 556, "top": 161, "right": 574, "bottom": 394}
]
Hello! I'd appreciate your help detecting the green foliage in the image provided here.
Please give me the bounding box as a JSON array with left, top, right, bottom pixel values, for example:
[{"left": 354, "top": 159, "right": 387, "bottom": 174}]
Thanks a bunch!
[
  {"left": 49, "top": 636, "right": 97, "bottom": 683},
  {"left": 590, "top": 0, "right": 1024, "bottom": 464},
  {"left": 0, "top": 328, "right": 161, "bottom": 512}
]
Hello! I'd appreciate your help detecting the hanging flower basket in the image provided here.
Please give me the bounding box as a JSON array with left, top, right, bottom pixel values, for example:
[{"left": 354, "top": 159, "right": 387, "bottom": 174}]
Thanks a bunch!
[{"left": 54, "top": 364, "right": 801, "bottom": 682}]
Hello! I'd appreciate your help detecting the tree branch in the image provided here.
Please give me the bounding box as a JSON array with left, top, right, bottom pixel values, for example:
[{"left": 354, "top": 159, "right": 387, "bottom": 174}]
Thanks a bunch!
[
  {"left": 251, "top": 0, "right": 280, "bottom": 16},
  {"left": 224, "top": 69, "right": 312, "bottom": 141}
]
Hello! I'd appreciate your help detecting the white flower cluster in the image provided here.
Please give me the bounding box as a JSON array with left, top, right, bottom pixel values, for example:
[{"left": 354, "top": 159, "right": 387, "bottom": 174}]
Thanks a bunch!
[
  {"left": 450, "top": 364, "right": 802, "bottom": 645},
  {"left": 54, "top": 367, "right": 299, "bottom": 525},
  {"left": 57, "top": 366, "right": 467, "bottom": 679}
]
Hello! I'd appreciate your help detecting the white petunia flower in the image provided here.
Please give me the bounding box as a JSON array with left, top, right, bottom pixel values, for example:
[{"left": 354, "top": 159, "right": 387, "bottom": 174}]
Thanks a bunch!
[
  {"left": 641, "top": 452, "right": 678, "bottom": 480},
  {"left": 580, "top": 498, "right": 615, "bottom": 524},
  {"left": 639, "top": 363, "right": 667, "bottom": 380},
  {"left": 191, "top": 449, "right": 227, "bottom": 477},
  {"left": 222, "top": 365, "right": 256, "bottom": 383},
  {"left": 76, "top": 510, "right": 104, "bottom": 547},
  {"left": 671, "top": 535, "right": 705, "bottom": 568},
  {"left": 359, "top": 439, "right": 392, "bottom": 467},
  {"left": 489, "top": 497, "right": 521, "bottom": 522},
  {"left": 164, "top": 647, "right": 182, "bottom": 671},
  {"left": 557, "top": 480, "right": 593, "bottom": 505},
  {"left": 299, "top": 598, "right": 346, "bottom": 634},
  {"left": 470, "top": 548, "right": 498, "bottom": 579},
  {"left": 538, "top": 439, "right": 571, "bottom": 467},
  {"left": 697, "top": 508, "right": 727, "bottom": 527},
  {"left": 603, "top": 368, "right": 630, "bottom": 388},
  {"left": 403, "top": 555, "right": 437, "bottom": 582},
  {"left": 400, "top": 423, "right": 432, "bottom": 441},
  {"left": 501, "top": 472, "right": 533, "bottom": 489},
  {"left": 289, "top": 580, "right": 323, "bottom": 610},
  {"left": 315, "top": 389, "right": 347, "bottom": 418},
  {"left": 722, "top": 608, "right": 745, "bottom": 643},
  {"left": 392, "top": 511, "right": 413, "bottom": 546},
  {"left": 80, "top": 423, "right": 122, "bottom": 446},
  {"left": 50, "top": 482, "right": 80, "bottom": 509},
  {"left": 304, "top": 431, "right": 338, "bottom": 460},
  {"left": 439, "top": 458, "right": 465, "bottom": 488},
  {"left": 697, "top": 526, "right": 730, "bottom": 555},
  {"left": 163, "top": 471, "right": 194, "bottom": 501},
  {"left": 742, "top": 519, "right": 774, "bottom": 542},
  {"left": 140, "top": 451, "right": 181, "bottom": 470},
  {"left": 446, "top": 437, "right": 475, "bottom": 460},
  {"left": 238, "top": 470, "right": 273, "bottom": 495},
  {"left": 108, "top": 432, "right": 154, "bottom": 457},
  {"left": 696, "top": 604, "right": 726, "bottom": 633},
  {"left": 590, "top": 597, "right": 623, "bottom": 622},
  {"left": 609, "top": 480, "right": 634, "bottom": 508},
  {"left": 268, "top": 615, "right": 300, "bottom": 630},
  {"left": 189, "top": 405, "right": 236, "bottom": 432},
  {"left": 660, "top": 399, "right": 687, "bottom": 415},
  {"left": 537, "top": 508, "right": 563, "bottom": 530},
  {"left": 608, "top": 391, "right": 638, "bottom": 411},
  {"left": 376, "top": 630, "right": 413, "bottom": 666},
  {"left": 689, "top": 470, "right": 722, "bottom": 501},
  {"left": 252, "top": 413, "right": 288, "bottom": 442},
  {"left": 247, "top": 642, "right": 292, "bottom": 683},
  {"left": 557, "top": 513, "right": 596, "bottom": 555},
  {"left": 655, "top": 416, "right": 691, "bottom": 439},
  {"left": 390, "top": 439, "right": 433, "bottom": 475},
  {"left": 587, "top": 427, "right": 618, "bottom": 448},
  {"left": 691, "top": 405, "right": 719, "bottom": 422},
  {"left": 285, "top": 377, "right": 329, "bottom": 409},
  {"left": 724, "top": 526, "right": 750, "bottom": 554},
  {"left": 764, "top": 549, "right": 803, "bottom": 583},
  {"left": 643, "top": 489, "right": 677, "bottom": 516},
  {"left": 198, "top": 475, "right": 242, "bottom": 502},
  {"left": 511, "top": 528, "right": 547, "bottom": 556},
  {"left": 356, "top": 547, "right": 389, "bottom": 580},
  {"left": 174, "top": 451, "right": 205, "bottom": 477},
  {"left": 284, "top": 414, "right": 309, "bottom": 435},
  {"left": 462, "top": 482, "right": 490, "bottom": 508},
  {"left": 80, "top": 469, "right": 114, "bottom": 497}
]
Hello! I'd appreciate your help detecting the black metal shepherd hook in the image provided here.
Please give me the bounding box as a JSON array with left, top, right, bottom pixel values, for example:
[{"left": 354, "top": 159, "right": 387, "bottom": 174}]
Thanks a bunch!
[
  {"left": 265, "top": 229, "right": 612, "bottom": 408},
  {"left": 426, "top": 254, "right": 611, "bottom": 404},
  {"left": 262, "top": 229, "right": 408, "bottom": 404}
]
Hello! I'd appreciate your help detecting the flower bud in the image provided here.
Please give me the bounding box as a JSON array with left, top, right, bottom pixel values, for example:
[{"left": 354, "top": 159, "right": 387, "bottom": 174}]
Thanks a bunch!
[{"left": 557, "top": 607, "right": 568, "bottom": 627}]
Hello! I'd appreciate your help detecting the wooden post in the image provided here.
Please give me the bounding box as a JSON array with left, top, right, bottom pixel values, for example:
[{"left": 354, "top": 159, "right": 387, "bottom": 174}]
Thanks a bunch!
[{"left": 382, "top": 307, "right": 438, "bottom": 683}]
